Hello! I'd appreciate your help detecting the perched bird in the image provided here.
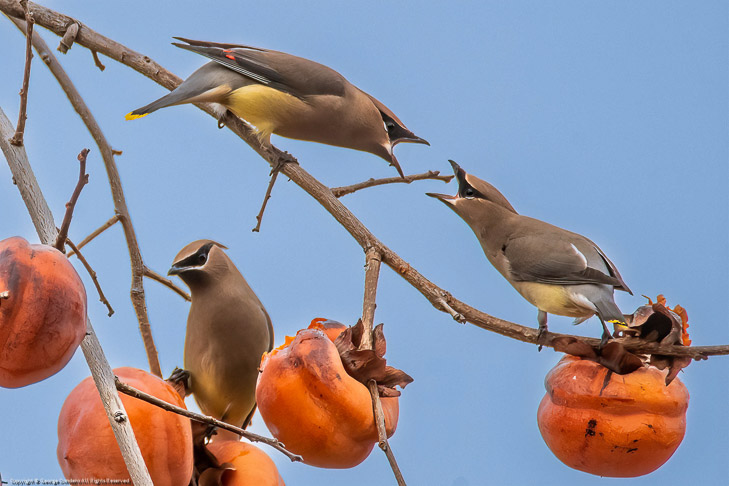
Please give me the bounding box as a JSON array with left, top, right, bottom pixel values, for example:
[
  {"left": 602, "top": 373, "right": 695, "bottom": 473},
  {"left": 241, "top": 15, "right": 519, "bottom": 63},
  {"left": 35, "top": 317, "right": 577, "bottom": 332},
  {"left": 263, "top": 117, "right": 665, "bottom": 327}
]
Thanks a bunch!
[
  {"left": 168, "top": 240, "right": 273, "bottom": 434},
  {"left": 127, "top": 38, "right": 428, "bottom": 177},
  {"left": 427, "top": 161, "right": 632, "bottom": 344}
]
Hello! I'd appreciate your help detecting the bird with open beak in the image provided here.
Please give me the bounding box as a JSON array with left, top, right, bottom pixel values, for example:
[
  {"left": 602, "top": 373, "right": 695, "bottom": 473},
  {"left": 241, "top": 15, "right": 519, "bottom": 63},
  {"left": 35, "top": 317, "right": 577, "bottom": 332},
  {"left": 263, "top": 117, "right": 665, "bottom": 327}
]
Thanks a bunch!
[
  {"left": 427, "top": 161, "right": 632, "bottom": 346},
  {"left": 127, "top": 38, "right": 429, "bottom": 177},
  {"left": 168, "top": 240, "right": 273, "bottom": 439}
]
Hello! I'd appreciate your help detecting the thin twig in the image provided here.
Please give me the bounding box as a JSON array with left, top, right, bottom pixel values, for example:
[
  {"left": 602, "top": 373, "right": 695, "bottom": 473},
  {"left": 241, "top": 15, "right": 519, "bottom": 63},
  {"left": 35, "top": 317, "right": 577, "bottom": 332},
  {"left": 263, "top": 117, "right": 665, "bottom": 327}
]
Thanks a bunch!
[
  {"left": 7, "top": 15, "right": 162, "bottom": 377},
  {"left": 369, "top": 380, "right": 407, "bottom": 486},
  {"left": 143, "top": 266, "right": 191, "bottom": 301},
  {"left": 55, "top": 148, "right": 89, "bottom": 252},
  {"left": 359, "top": 248, "right": 406, "bottom": 484},
  {"left": 4, "top": 2, "right": 726, "bottom": 360},
  {"left": 331, "top": 171, "right": 454, "bottom": 198},
  {"left": 359, "top": 248, "right": 382, "bottom": 351},
  {"left": 66, "top": 238, "right": 114, "bottom": 316},
  {"left": 436, "top": 296, "right": 466, "bottom": 323},
  {"left": 91, "top": 50, "right": 105, "bottom": 71},
  {"left": 9, "top": 0, "right": 33, "bottom": 146},
  {"left": 67, "top": 213, "right": 120, "bottom": 257},
  {"left": 56, "top": 20, "right": 77, "bottom": 53},
  {"left": 252, "top": 168, "right": 278, "bottom": 232},
  {"left": 115, "top": 378, "right": 303, "bottom": 463},
  {"left": 0, "top": 105, "right": 153, "bottom": 485}
]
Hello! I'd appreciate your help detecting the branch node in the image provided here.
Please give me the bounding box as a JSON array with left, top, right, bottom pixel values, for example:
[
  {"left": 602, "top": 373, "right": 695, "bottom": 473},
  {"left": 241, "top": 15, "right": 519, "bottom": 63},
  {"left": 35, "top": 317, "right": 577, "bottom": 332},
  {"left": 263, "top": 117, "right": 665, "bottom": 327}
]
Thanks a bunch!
[
  {"left": 113, "top": 410, "right": 128, "bottom": 423},
  {"left": 57, "top": 21, "right": 79, "bottom": 54},
  {"left": 66, "top": 238, "right": 115, "bottom": 316},
  {"left": 54, "top": 148, "right": 90, "bottom": 252}
]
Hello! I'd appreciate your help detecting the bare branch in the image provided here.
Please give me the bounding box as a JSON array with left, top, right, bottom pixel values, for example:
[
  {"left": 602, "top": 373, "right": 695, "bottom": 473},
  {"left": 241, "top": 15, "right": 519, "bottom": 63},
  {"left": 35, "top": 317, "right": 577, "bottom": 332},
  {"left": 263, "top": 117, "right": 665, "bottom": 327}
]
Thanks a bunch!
[
  {"left": 4, "top": 1, "right": 724, "bottom": 361},
  {"left": 56, "top": 20, "right": 77, "bottom": 53},
  {"left": 55, "top": 148, "right": 89, "bottom": 252},
  {"left": 369, "top": 380, "right": 406, "bottom": 486},
  {"left": 143, "top": 266, "right": 191, "bottom": 302},
  {"left": 331, "top": 171, "right": 454, "bottom": 198},
  {"left": 0, "top": 104, "right": 153, "bottom": 486},
  {"left": 67, "top": 213, "right": 120, "bottom": 257},
  {"left": 252, "top": 168, "right": 278, "bottom": 233},
  {"left": 9, "top": 0, "right": 34, "bottom": 146},
  {"left": 65, "top": 238, "right": 114, "bottom": 316},
  {"left": 359, "top": 248, "right": 382, "bottom": 351},
  {"left": 115, "top": 378, "right": 303, "bottom": 463},
  {"left": 7, "top": 15, "right": 162, "bottom": 377}
]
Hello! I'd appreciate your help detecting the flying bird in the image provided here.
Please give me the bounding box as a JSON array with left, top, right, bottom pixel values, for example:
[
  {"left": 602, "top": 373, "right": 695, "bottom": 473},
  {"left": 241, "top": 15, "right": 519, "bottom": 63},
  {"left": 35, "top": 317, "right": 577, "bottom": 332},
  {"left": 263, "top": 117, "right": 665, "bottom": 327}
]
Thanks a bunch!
[
  {"left": 127, "top": 38, "right": 428, "bottom": 177},
  {"left": 168, "top": 240, "right": 273, "bottom": 436},
  {"left": 427, "top": 161, "right": 632, "bottom": 345}
]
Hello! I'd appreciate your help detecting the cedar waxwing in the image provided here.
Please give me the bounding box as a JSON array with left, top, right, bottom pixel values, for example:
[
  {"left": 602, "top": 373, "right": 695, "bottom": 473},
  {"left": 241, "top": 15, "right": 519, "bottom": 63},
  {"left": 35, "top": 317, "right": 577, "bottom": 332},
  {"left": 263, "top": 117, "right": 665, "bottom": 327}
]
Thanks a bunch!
[
  {"left": 427, "top": 161, "right": 632, "bottom": 345},
  {"left": 168, "top": 240, "right": 273, "bottom": 432},
  {"left": 127, "top": 38, "right": 429, "bottom": 177}
]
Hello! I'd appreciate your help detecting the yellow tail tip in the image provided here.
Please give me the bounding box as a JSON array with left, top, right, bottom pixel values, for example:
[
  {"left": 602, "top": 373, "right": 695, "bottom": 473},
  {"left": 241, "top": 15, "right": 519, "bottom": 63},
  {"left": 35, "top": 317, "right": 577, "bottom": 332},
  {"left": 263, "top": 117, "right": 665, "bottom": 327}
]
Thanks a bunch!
[{"left": 125, "top": 112, "right": 147, "bottom": 121}]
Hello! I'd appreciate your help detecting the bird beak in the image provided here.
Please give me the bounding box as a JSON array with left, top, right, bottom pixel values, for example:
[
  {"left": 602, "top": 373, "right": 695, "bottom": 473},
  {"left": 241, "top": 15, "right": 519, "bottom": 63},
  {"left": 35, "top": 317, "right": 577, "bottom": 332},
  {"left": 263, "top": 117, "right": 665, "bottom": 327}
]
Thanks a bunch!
[
  {"left": 391, "top": 133, "right": 430, "bottom": 147},
  {"left": 448, "top": 159, "right": 471, "bottom": 196},
  {"left": 167, "top": 265, "right": 187, "bottom": 276},
  {"left": 425, "top": 192, "right": 456, "bottom": 205}
]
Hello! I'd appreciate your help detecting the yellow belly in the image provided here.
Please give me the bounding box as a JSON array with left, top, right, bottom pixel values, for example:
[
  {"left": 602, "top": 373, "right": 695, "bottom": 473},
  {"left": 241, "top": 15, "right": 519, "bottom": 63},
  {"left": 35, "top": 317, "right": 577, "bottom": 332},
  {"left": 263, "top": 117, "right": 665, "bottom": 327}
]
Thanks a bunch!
[
  {"left": 226, "top": 85, "right": 309, "bottom": 139},
  {"left": 512, "top": 281, "right": 595, "bottom": 318}
]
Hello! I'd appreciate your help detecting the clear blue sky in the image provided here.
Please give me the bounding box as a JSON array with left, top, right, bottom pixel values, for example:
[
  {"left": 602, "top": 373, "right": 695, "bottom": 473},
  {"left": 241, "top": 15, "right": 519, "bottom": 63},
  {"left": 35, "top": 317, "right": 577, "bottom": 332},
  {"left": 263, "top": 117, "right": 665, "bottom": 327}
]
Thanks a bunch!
[{"left": 1, "top": 1, "right": 727, "bottom": 484}]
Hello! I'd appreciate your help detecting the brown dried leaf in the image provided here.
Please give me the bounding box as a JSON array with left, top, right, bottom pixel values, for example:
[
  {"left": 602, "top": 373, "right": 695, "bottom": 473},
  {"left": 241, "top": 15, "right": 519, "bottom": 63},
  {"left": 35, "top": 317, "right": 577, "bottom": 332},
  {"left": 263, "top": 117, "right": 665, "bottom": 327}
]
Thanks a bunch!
[
  {"left": 551, "top": 336, "right": 598, "bottom": 359},
  {"left": 597, "top": 342, "right": 644, "bottom": 375},
  {"left": 333, "top": 320, "right": 412, "bottom": 397}
]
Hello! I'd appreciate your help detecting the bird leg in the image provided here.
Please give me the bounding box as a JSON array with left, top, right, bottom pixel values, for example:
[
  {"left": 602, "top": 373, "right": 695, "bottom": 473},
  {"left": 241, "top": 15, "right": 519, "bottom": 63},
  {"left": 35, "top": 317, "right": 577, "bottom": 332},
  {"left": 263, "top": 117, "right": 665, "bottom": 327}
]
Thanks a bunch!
[
  {"left": 252, "top": 150, "right": 298, "bottom": 233},
  {"left": 597, "top": 317, "right": 613, "bottom": 349},
  {"left": 536, "top": 310, "right": 549, "bottom": 351}
]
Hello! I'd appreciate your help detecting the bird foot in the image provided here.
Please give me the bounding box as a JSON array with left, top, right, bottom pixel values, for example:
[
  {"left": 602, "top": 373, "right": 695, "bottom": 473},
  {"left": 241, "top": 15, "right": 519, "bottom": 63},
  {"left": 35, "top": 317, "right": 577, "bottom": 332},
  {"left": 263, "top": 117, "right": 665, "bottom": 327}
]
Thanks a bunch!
[
  {"left": 166, "top": 367, "right": 192, "bottom": 398},
  {"left": 536, "top": 326, "right": 548, "bottom": 352}
]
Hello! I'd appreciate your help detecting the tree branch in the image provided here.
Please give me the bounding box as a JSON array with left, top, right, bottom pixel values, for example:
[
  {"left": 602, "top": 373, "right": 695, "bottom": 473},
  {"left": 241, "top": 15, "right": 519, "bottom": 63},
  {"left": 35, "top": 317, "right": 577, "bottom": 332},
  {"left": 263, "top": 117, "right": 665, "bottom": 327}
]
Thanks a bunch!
[
  {"left": 331, "top": 171, "right": 454, "bottom": 198},
  {"left": 7, "top": 14, "right": 163, "bottom": 377},
  {"left": 8, "top": 0, "right": 33, "bottom": 146},
  {"left": 358, "top": 248, "right": 406, "bottom": 485},
  {"left": 54, "top": 148, "right": 89, "bottom": 252},
  {"left": 143, "top": 266, "right": 191, "bottom": 302},
  {"left": 66, "top": 238, "right": 114, "bottom": 316},
  {"left": 0, "top": 105, "right": 153, "bottom": 486},
  {"left": 66, "top": 213, "right": 120, "bottom": 257},
  {"left": 3, "top": 1, "right": 724, "bottom": 361},
  {"left": 115, "top": 378, "right": 302, "bottom": 463}
]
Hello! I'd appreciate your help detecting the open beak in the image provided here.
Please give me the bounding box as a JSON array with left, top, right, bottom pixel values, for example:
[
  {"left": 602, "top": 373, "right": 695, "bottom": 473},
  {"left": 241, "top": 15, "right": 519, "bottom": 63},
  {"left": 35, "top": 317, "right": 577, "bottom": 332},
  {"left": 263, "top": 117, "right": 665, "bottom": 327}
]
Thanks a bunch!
[{"left": 425, "top": 192, "right": 456, "bottom": 204}]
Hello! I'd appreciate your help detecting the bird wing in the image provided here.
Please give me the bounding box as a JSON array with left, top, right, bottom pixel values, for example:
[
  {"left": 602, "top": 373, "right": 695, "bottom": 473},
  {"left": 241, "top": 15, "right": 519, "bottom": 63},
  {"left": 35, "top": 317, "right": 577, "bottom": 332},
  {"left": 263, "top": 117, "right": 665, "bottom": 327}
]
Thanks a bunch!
[
  {"left": 504, "top": 234, "right": 624, "bottom": 288},
  {"left": 172, "top": 37, "right": 347, "bottom": 99}
]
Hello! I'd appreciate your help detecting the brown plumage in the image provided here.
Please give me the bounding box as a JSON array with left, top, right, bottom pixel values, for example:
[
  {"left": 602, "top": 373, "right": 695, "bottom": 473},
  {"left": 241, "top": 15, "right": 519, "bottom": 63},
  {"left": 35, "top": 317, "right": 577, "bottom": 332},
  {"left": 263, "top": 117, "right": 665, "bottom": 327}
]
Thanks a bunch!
[
  {"left": 127, "top": 38, "right": 429, "bottom": 177},
  {"left": 168, "top": 240, "right": 273, "bottom": 432}
]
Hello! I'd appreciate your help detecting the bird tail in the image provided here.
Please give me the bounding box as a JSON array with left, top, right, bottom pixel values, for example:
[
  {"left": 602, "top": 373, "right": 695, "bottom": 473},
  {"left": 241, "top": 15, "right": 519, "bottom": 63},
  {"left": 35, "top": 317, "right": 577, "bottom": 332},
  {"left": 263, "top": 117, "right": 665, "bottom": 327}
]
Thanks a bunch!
[
  {"left": 125, "top": 92, "right": 185, "bottom": 120},
  {"left": 125, "top": 63, "right": 233, "bottom": 120},
  {"left": 593, "top": 298, "right": 628, "bottom": 327}
]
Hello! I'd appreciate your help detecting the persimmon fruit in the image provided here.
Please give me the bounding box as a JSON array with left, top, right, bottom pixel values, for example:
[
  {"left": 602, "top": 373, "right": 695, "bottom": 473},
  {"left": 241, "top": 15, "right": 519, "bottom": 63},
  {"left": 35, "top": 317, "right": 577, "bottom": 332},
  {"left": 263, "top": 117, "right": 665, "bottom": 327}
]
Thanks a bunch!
[
  {"left": 256, "top": 323, "right": 399, "bottom": 468},
  {"left": 205, "top": 440, "right": 286, "bottom": 486},
  {"left": 537, "top": 355, "right": 689, "bottom": 477},
  {"left": 57, "top": 367, "right": 193, "bottom": 485},
  {"left": 0, "top": 236, "right": 87, "bottom": 388}
]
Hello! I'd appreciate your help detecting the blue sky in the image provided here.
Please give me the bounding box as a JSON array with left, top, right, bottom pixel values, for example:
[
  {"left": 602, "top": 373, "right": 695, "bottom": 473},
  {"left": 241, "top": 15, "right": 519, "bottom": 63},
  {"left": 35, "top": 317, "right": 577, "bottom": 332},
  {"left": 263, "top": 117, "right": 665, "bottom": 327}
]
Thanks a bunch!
[{"left": 1, "top": 1, "right": 727, "bottom": 484}]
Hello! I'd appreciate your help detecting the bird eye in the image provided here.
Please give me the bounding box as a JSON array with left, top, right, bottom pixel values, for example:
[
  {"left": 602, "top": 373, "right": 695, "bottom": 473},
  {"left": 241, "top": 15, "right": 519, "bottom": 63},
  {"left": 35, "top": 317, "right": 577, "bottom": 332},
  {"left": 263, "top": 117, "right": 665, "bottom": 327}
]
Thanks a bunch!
[
  {"left": 384, "top": 121, "right": 395, "bottom": 134},
  {"left": 198, "top": 253, "right": 207, "bottom": 264},
  {"left": 464, "top": 187, "right": 475, "bottom": 199}
]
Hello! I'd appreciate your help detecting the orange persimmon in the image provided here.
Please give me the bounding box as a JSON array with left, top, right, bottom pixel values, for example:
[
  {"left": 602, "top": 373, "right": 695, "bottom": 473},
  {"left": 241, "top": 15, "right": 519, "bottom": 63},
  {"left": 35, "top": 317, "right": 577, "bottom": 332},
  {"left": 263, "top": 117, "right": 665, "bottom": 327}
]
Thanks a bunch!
[
  {"left": 57, "top": 367, "right": 193, "bottom": 485},
  {"left": 0, "top": 236, "right": 87, "bottom": 388},
  {"left": 256, "top": 327, "right": 399, "bottom": 468},
  {"left": 205, "top": 440, "right": 286, "bottom": 486},
  {"left": 537, "top": 355, "right": 689, "bottom": 477}
]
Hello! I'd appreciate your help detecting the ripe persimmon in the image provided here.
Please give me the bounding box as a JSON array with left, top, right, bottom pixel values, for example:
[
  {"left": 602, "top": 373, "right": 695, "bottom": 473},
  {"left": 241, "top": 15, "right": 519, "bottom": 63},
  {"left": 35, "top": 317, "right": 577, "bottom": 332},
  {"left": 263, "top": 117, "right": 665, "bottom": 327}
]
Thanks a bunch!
[
  {"left": 0, "top": 236, "right": 87, "bottom": 388},
  {"left": 57, "top": 367, "right": 193, "bottom": 485},
  {"left": 204, "top": 440, "right": 286, "bottom": 486},
  {"left": 537, "top": 355, "right": 689, "bottom": 477},
  {"left": 256, "top": 326, "right": 399, "bottom": 468}
]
